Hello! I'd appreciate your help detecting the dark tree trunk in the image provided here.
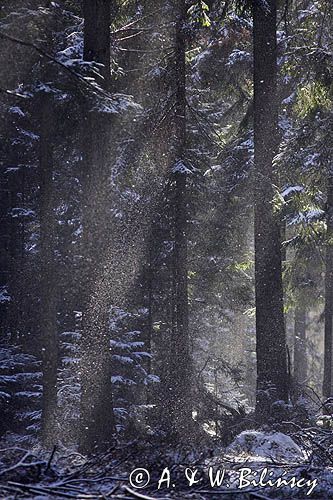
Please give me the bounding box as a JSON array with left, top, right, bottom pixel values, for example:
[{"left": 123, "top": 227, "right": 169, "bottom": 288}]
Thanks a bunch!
[
  {"left": 39, "top": 95, "right": 58, "bottom": 447},
  {"left": 294, "top": 302, "right": 307, "bottom": 385},
  {"left": 323, "top": 174, "right": 333, "bottom": 399},
  {"left": 167, "top": 0, "right": 192, "bottom": 439},
  {"left": 0, "top": 173, "right": 10, "bottom": 339},
  {"left": 83, "top": 0, "right": 111, "bottom": 86},
  {"left": 0, "top": 171, "right": 21, "bottom": 340},
  {"left": 143, "top": 245, "right": 153, "bottom": 379},
  {"left": 253, "top": 0, "right": 289, "bottom": 418},
  {"left": 79, "top": 0, "right": 115, "bottom": 453}
]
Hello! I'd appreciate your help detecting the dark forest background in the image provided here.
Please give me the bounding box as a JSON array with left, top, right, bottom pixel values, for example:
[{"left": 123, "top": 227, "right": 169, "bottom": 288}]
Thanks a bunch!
[{"left": 0, "top": 0, "right": 333, "bottom": 498}]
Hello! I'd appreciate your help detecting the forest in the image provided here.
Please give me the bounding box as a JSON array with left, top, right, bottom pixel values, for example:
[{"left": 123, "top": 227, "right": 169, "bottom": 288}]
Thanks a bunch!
[{"left": 0, "top": 0, "right": 333, "bottom": 498}]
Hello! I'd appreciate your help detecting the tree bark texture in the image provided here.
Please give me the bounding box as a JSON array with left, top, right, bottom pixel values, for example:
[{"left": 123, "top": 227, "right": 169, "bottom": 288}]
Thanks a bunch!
[
  {"left": 294, "top": 302, "right": 307, "bottom": 385},
  {"left": 323, "top": 174, "right": 333, "bottom": 399},
  {"left": 79, "top": 0, "right": 115, "bottom": 453},
  {"left": 253, "top": 0, "right": 289, "bottom": 417},
  {"left": 83, "top": 0, "right": 111, "bottom": 86},
  {"left": 167, "top": 0, "right": 192, "bottom": 439},
  {"left": 39, "top": 95, "right": 58, "bottom": 448}
]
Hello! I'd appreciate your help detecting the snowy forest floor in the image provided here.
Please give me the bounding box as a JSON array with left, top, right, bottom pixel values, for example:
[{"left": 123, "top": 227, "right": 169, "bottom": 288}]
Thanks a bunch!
[{"left": 1, "top": 427, "right": 333, "bottom": 499}]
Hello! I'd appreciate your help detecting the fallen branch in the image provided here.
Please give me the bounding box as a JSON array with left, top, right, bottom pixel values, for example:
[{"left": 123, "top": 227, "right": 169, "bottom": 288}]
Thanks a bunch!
[
  {"left": 197, "top": 489, "right": 271, "bottom": 498},
  {"left": 46, "top": 445, "right": 57, "bottom": 472},
  {"left": 249, "top": 493, "right": 271, "bottom": 500},
  {"left": 0, "top": 451, "right": 45, "bottom": 477},
  {"left": 124, "top": 486, "right": 165, "bottom": 500},
  {"left": 7, "top": 481, "right": 79, "bottom": 498}
]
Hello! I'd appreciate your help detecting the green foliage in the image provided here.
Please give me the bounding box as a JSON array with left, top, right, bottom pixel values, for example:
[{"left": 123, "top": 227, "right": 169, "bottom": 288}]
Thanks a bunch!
[
  {"left": 272, "top": 189, "right": 286, "bottom": 214},
  {"left": 294, "top": 82, "right": 332, "bottom": 118},
  {"left": 228, "top": 259, "right": 253, "bottom": 281},
  {"left": 187, "top": 1, "right": 211, "bottom": 27}
]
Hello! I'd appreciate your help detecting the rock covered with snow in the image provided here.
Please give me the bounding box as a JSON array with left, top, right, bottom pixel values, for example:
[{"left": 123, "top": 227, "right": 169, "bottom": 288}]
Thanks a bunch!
[{"left": 226, "top": 431, "right": 305, "bottom": 462}]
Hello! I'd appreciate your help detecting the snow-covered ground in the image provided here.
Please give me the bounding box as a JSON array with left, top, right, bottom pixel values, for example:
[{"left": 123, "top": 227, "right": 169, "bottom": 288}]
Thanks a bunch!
[{"left": 1, "top": 429, "right": 332, "bottom": 498}]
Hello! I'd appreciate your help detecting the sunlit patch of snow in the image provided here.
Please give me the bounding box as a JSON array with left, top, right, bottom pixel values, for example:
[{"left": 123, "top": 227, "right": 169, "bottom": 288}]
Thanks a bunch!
[
  {"left": 226, "top": 431, "right": 306, "bottom": 463},
  {"left": 9, "top": 106, "right": 25, "bottom": 116},
  {"left": 227, "top": 49, "right": 251, "bottom": 67},
  {"left": 10, "top": 207, "right": 35, "bottom": 217},
  {"left": 281, "top": 185, "right": 304, "bottom": 198},
  {"left": 144, "top": 374, "right": 160, "bottom": 385},
  {"left": 111, "top": 375, "right": 135, "bottom": 386},
  {"left": 304, "top": 152, "right": 321, "bottom": 169},
  {"left": 0, "top": 286, "right": 11, "bottom": 303},
  {"left": 172, "top": 160, "right": 193, "bottom": 174}
]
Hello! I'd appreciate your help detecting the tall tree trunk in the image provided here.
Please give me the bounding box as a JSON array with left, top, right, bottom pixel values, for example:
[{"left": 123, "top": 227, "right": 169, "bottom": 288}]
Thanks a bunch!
[
  {"left": 0, "top": 165, "right": 25, "bottom": 343},
  {"left": 143, "top": 244, "right": 153, "bottom": 380},
  {"left": 323, "top": 174, "right": 333, "bottom": 399},
  {"left": 8, "top": 177, "right": 20, "bottom": 341},
  {"left": 294, "top": 302, "right": 307, "bottom": 385},
  {"left": 253, "top": 0, "right": 289, "bottom": 418},
  {"left": 0, "top": 173, "right": 10, "bottom": 339},
  {"left": 168, "top": 0, "right": 192, "bottom": 439},
  {"left": 79, "top": 0, "right": 116, "bottom": 453},
  {"left": 83, "top": 0, "right": 111, "bottom": 86},
  {"left": 39, "top": 95, "right": 58, "bottom": 447}
]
